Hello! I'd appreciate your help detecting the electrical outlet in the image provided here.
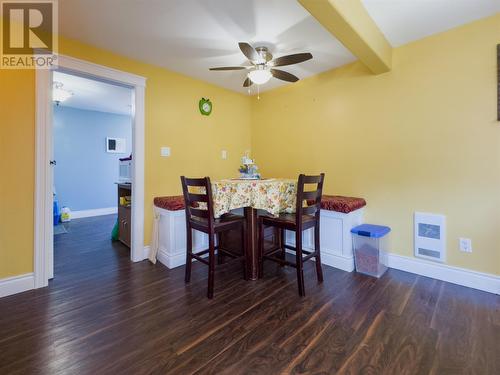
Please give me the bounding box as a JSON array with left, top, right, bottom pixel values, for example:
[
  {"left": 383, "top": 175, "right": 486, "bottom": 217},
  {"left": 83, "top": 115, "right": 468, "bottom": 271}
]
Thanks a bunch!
[
  {"left": 221, "top": 150, "right": 227, "bottom": 160},
  {"left": 459, "top": 238, "right": 472, "bottom": 253},
  {"left": 160, "top": 147, "right": 170, "bottom": 157}
]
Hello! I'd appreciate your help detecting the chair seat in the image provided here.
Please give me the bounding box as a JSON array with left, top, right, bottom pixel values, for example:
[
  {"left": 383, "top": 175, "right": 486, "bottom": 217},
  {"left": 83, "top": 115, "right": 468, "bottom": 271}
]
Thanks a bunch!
[
  {"left": 261, "top": 213, "right": 315, "bottom": 230},
  {"left": 190, "top": 212, "right": 245, "bottom": 233}
]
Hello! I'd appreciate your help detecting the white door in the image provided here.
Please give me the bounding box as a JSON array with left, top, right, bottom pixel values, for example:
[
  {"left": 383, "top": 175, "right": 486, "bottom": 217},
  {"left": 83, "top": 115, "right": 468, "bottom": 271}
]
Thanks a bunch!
[{"left": 48, "top": 93, "right": 54, "bottom": 280}]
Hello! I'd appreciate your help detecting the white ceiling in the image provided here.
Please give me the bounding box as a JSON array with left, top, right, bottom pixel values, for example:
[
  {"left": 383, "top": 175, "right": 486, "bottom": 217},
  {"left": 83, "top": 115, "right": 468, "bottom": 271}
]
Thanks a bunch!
[
  {"left": 59, "top": 0, "right": 500, "bottom": 95},
  {"left": 53, "top": 71, "right": 133, "bottom": 115},
  {"left": 58, "top": 0, "right": 355, "bottom": 94},
  {"left": 362, "top": 0, "right": 500, "bottom": 47}
]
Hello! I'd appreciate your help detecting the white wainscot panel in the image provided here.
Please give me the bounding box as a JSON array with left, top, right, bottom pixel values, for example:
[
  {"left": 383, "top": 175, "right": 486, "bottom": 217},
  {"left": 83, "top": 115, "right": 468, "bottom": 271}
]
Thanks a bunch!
[
  {"left": 285, "top": 209, "right": 364, "bottom": 272},
  {"left": 155, "top": 206, "right": 363, "bottom": 272},
  {"left": 156, "top": 207, "right": 208, "bottom": 269}
]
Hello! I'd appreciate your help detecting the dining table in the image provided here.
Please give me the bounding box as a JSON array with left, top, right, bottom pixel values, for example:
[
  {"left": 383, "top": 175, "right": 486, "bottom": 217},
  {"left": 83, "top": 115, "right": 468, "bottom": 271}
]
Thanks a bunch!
[{"left": 212, "top": 178, "right": 297, "bottom": 280}]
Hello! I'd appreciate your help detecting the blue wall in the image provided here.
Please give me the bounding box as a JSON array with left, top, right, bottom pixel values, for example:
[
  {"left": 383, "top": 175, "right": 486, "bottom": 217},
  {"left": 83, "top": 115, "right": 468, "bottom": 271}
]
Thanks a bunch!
[{"left": 53, "top": 106, "right": 132, "bottom": 211}]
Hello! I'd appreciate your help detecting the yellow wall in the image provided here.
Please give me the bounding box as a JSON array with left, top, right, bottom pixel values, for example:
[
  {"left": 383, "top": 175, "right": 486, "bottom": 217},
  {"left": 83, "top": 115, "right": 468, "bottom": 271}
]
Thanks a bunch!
[
  {"left": 252, "top": 14, "right": 500, "bottom": 275},
  {"left": 0, "top": 37, "right": 252, "bottom": 278},
  {"left": 1, "top": 14, "right": 499, "bottom": 279},
  {"left": 0, "top": 70, "right": 36, "bottom": 277}
]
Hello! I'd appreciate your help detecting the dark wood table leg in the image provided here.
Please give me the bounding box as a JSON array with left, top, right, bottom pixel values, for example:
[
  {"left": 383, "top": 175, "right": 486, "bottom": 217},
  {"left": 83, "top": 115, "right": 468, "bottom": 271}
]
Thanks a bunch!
[{"left": 244, "top": 207, "right": 259, "bottom": 280}]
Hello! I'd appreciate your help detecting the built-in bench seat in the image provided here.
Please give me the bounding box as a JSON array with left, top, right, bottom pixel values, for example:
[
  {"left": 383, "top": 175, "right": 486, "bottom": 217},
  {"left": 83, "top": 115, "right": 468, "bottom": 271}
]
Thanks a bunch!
[
  {"left": 153, "top": 195, "right": 186, "bottom": 211},
  {"left": 150, "top": 195, "right": 366, "bottom": 271},
  {"left": 153, "top": 194, "right": 366, "bottom": 213}
]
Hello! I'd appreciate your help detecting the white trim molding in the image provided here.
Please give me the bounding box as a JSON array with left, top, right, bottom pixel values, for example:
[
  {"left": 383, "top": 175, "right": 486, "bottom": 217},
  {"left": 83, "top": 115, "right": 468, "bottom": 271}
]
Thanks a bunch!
[
  {"left": 156, "top": 245, "right": 209, "bottom": 269},
  {"left": 157, "top": 249, "right": 187, "bottom": 269},
  {"left": 35, "top": 65, "right": 53, "bottom": 288},
  {"left": 284, "top": 248, "right": 355, "bottom": 273},
  {"left": 130, "top": 84, "right": 146, "bottom": 262},
  {"left": 0, "top": 274, "right": 35, "bottom": 298},
  {"left": 143, "top": 246, "right": 152, "bottom": 260},
  {"left": 57, "top": 54, "right": 146, "bottom": 87},
  {"left": 387, "top": 254, "right": 500, "bottom": 295},
  {"left": 319, "top": 253, "right": 355, "bottom": 272},
  {"left": 71, "top": 207, "right": 118, "bottom": 219}
]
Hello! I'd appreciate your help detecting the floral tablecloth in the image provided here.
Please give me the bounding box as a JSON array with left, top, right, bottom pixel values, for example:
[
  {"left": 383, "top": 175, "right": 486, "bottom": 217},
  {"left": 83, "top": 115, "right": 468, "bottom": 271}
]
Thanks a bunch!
[{"left": 212, "top": 178, "right": 297, "bottom": 218}]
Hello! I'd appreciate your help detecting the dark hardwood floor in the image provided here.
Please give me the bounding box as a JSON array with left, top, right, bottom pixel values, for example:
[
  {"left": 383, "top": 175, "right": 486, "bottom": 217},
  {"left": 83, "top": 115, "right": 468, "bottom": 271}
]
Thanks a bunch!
[{"left": 0, "top": 214, "right": 498, "bottom": 374}]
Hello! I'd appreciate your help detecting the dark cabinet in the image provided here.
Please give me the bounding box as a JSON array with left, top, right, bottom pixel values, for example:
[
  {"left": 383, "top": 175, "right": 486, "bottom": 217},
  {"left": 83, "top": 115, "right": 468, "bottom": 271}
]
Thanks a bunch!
[{"left": 117, "top": 184, "right": 131, "bottom": 248}]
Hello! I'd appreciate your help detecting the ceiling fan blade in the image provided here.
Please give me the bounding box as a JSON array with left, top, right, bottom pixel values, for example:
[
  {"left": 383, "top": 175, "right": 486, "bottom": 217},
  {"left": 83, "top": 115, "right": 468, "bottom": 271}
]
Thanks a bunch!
[
  {"left": 271, "top": 69, "right": 299, "bottom": 83},
  {"left": 239, "top": 42, "right": 259, "bottom": 61},
  {"left": 243, "top": 77, "right": 253, "bottom": 87},
  {"left": 209, "top": 66, "right": 248, "bottom": 71},
  {"left": 270, "top": 52, "right": 312, "bottom": 67}
]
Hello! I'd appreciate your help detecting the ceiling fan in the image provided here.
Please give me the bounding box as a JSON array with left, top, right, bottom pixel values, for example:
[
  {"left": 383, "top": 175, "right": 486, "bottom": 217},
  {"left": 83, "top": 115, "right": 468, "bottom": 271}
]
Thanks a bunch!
[{"left": 209, "top": 42, "right": 312, "bottom": 87}]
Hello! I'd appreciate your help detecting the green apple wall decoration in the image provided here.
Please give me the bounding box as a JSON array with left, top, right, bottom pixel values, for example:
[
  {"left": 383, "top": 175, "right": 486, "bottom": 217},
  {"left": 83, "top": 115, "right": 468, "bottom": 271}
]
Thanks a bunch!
[{"left": 199, "top": 98, "right": 212, "bottom": 116}]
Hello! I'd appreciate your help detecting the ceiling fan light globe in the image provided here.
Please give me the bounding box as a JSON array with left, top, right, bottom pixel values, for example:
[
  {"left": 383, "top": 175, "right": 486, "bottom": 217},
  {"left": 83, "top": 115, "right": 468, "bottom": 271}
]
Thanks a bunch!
[{"left": 248, "top": 69, "right": 272, "bottom": 85}]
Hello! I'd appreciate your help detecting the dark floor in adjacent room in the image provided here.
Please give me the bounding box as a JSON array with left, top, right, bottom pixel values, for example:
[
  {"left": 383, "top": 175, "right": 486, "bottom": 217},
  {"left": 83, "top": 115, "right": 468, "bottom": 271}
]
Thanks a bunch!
[{"left": 0, "top": 214, "right": 498, "bottom": 374}]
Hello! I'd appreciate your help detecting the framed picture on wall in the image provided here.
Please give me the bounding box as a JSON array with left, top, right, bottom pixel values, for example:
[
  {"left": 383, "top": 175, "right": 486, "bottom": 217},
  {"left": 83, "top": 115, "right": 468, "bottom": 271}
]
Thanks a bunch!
[{"left": 106, "top": 137, "right": 126, "bottom": 153}]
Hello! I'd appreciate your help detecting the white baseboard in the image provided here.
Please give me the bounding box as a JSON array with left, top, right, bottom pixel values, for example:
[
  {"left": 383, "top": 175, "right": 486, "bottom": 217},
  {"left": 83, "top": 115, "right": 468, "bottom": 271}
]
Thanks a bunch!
[
  {"left": 156, "top": 245, "right": 209, "bottom": 269},
  {"left": 387, "top": 254, "right": 500, "bottom": 295},
  {"left": 321, "top": 252, "right": 355, "bottom": 272},
  {"left": 285, "top": 248, "right": 355, "bottom": 273},
  {"left": 0, "top": 273, "right": 35, "bottom": 298},
  {"left": 284, "top": 246, "right": 499, "bottom": 294},
  {"left": 143, "top": 246, "right": 151, "bottom": 261},
  {"left": 147, "top": 243, "right": 499, "bottom": 295},
  {"left": 71, "top": 207, "right": 117, "bottom": 219},
  {"left": 157, "top": 250, "right": 186, "bottom": 269}
]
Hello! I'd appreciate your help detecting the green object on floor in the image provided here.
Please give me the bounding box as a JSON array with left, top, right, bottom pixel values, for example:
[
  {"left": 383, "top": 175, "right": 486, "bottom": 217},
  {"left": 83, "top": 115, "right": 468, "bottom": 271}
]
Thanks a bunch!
[{"left": 111, "top": 219, "right": 119, "bottom": 241}]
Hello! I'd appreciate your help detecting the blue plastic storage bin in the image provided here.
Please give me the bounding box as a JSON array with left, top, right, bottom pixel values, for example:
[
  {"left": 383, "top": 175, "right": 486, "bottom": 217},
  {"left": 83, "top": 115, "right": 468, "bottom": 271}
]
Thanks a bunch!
[
  {"left": 351, "top": 224, "right": 391, "bottom": 278},
  {"left": 53, "top": 200, "right": 60, "bottom": 225}
]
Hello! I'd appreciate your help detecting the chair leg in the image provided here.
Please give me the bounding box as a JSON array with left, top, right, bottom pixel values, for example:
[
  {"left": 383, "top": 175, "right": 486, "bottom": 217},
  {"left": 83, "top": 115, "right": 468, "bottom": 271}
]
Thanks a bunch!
[
  {"left": 295, "top": 230, "right": 305, "bottom": 297},
  {"left": 216, "top": 233, "right": 224, "bottom": 265},
  {"left": 280, "top": 228, "right": 286, "bottom": 265},
  {"left": 185, "top": 226, "right": 193, "bottom": 283},
  {"left": 258, "top": 219, "right": 265, "bottom": 278},
  {"left": 314, "top": 223, "right": 324, "bottom": 283},
  {"left": 207, "top": 233, "right": 215, "bottom": 299}
]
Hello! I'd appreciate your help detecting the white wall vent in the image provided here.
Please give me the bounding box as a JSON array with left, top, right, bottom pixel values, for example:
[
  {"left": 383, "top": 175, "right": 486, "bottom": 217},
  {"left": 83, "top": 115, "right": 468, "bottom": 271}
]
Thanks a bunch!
[{"left": 414, "top": 212, "right": 446, "bottom": 262}]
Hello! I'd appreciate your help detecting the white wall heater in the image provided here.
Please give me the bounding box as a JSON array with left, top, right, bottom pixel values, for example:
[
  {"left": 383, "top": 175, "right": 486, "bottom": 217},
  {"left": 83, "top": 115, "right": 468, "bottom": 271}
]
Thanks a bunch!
[{"left": 414, "top": 212, "right": 446, "bottom": 262}]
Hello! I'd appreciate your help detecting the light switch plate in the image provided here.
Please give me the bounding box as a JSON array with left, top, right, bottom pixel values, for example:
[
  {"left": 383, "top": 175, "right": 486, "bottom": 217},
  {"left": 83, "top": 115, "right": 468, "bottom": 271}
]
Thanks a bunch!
[
  {"left": 221, "top": 150, "right": 227, "bottom": 160},
  {"left": 161, "top": 147, "right": 171, "bottom": 157}
]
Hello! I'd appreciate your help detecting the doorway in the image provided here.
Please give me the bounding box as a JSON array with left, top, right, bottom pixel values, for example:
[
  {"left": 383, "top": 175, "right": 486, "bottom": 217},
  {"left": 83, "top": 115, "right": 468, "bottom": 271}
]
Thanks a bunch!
[
  {"left": 35, "top": 55, "right": 146, "bottom": 288},
  {"left": 52, "top": 71, "right": 133, "bottom": 278}
]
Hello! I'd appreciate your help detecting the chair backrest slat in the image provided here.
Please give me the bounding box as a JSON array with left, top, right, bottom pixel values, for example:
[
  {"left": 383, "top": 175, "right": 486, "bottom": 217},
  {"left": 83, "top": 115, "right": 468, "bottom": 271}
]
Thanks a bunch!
[
  {"left": 190, "top": 207, "right": 210, "bottom": 218},
  {"left": 183, "top": 178, "right": 208, "bottom": 187},
  {"left": 180, "top": 176, "right": 214, "bottom": 226},
  {"left": 301, "top": 191, "right": 320, "bottom": 200},
  {"left": 295, "top": 173, "right": 325, "bottom": 228},
  {"left": 302, "top": 175, "right": 322, "bottom": 184},
  {"left": 302, "top": 205, "right": 319, "bottom": 215},
  {"left": 188, "top": 193, "right": 209, "bottom": 202}
]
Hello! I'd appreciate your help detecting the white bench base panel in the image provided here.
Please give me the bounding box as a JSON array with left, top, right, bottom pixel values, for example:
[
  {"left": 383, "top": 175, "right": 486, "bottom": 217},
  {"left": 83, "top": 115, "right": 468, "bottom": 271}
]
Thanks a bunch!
[{"left": 154, "top": 206, "right": 364, "bottom": 272}]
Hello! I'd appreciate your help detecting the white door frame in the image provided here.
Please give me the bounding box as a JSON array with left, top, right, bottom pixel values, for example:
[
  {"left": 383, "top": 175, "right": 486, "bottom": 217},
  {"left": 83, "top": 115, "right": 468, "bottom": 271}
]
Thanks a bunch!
[{"left": 34, "top": 55, "right": 147, "bottom": 288}]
